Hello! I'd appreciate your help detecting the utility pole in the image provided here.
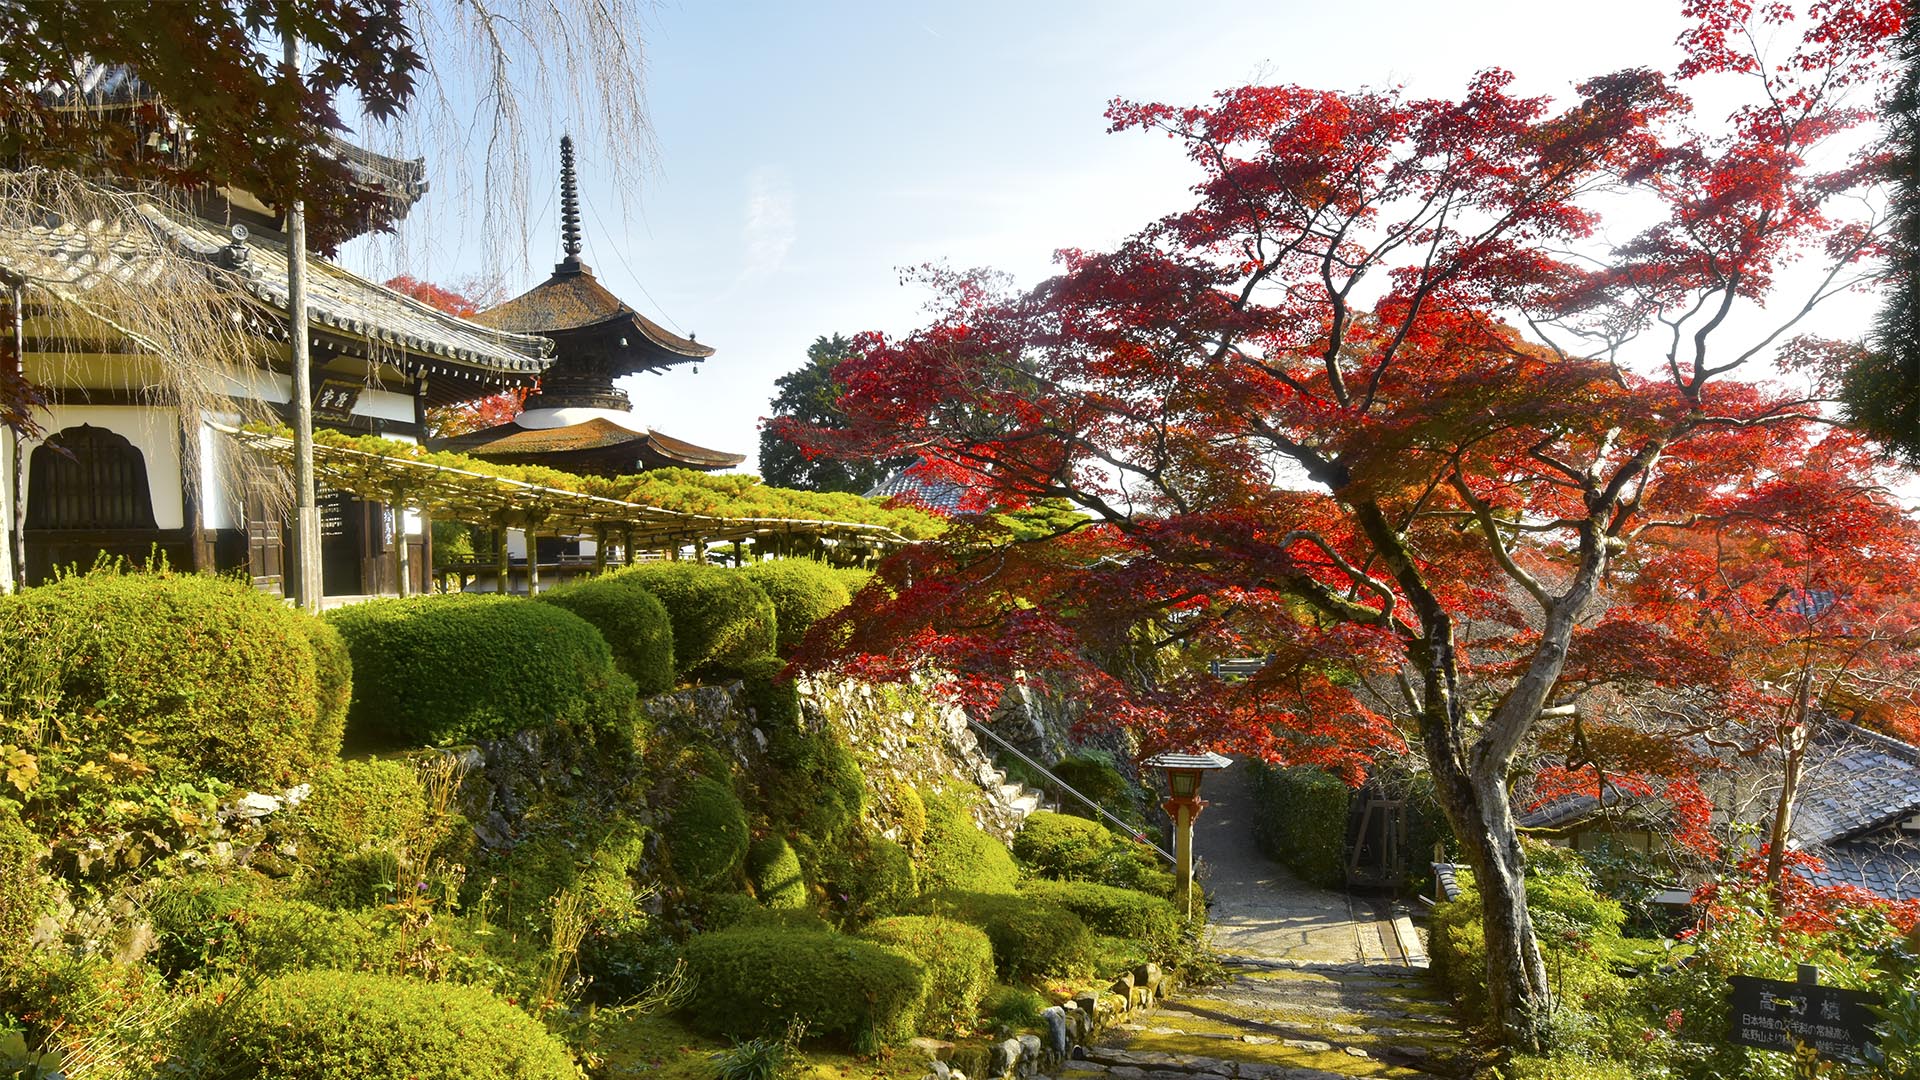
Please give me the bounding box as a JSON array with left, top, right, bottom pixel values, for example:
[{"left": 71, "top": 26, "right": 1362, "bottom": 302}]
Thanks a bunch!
[{"left": 284, "top": 32, "right": 322, "bottom": 613}]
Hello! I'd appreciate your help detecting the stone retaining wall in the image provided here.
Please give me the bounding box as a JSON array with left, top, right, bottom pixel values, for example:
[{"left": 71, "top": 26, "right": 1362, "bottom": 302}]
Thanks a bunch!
[{"left": 915, "top": 962, "right": 1177, "bottom": 1080}]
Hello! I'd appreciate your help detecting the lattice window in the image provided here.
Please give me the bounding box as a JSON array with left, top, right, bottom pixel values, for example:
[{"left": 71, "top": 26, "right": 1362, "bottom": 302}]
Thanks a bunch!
[{"left": 26, "top": 424, "right": 159, "bottom": 530}]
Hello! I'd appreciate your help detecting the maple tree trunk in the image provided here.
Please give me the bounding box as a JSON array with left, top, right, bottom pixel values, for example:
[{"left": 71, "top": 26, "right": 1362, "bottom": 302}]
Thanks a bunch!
[
  {"left": 1764, "top": 731, "right": 1806, "bottom": 902},
  {"left": 1425, "top": 716, "right": 1555, "bottom": 1050}
]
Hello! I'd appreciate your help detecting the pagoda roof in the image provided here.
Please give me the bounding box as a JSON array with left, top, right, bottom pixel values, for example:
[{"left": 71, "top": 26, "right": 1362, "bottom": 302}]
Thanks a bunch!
[
  {"left": 471, "top": 260, "right": 713, "bottom": 367},
  {"left": 437, "top": 416, "right": 745, "bottom": 471}
]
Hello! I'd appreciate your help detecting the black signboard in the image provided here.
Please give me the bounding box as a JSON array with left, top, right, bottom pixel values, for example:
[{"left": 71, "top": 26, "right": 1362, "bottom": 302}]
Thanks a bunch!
[
  {"left": 313, "top": 379, "right": 364, "bottom": 424},
  {"left": 1728, "top": 970, "right": 1880, "bottom": 1064}
]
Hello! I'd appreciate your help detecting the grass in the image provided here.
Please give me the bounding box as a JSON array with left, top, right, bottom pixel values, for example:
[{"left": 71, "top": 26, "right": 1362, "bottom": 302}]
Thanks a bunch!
[{"left": 587, "top": 1012, "right": 992, "bottom": 1080}]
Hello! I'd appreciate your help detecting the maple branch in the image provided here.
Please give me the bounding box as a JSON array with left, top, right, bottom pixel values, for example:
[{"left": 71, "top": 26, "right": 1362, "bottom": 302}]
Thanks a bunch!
[{"left": 1449, "top": 474, "right": 1551, "bottom": 607}]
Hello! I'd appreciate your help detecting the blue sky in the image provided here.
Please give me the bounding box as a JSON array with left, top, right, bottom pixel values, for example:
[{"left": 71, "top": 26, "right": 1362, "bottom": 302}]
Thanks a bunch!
[{"left": 344, "top": 0, "right": 1874, "bottom": 474}]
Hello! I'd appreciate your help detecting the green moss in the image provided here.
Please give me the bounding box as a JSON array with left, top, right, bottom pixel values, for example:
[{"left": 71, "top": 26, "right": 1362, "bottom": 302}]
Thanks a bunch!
[
  {"left": 669, "top": 777, "right": 749, "bottom": 889},
  {"left": 326, "top": 594, "right": 635, "bottom": 749},
  {"left": 215, "top": 970, "right": 577, "bottom": 1079},
  {"left": 0, "top": 808, "right": 48, "bottom": 958},
  {"left": 919, "top": 790, "right": 1018, "bottom": 895},
  {"left": 616, "top": 563, "right": 777, "bottom": 678},
  {"left": 679, "top": 925, "right": 928, "bottom": 1050},
  {"left": 0, "top": 567, "right": 336, "bottom": 790},
  {"left": 747, "top": 836, "right": 808, "bottom": 909},
  {"left": 741, "top": 559, "right": 851, "bottom": 653},
  {"left": 859, "top": 916, "right": 994, "bottom": 1037},
  {"left": 535, "top": 575, "right": 676, "bottom": 695}
]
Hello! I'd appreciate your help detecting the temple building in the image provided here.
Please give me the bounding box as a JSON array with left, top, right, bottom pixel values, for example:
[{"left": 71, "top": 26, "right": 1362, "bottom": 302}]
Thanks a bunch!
[
  {"left": 437, "top": 136, "right": 744, "bottom": 475},
  {"left": 0, "top": 66, "right": 553, "bottom": 596}
]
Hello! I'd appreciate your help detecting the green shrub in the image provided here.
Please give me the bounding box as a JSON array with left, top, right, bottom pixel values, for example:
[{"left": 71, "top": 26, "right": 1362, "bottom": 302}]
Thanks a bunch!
[
  {"left": 722, "top": 654, "right": 802, "bottom": 730},
  {"left": 680, "top": 925, "right": 928, "bottom": 1050},
  {"left": 830, "top": 566, "right": 875, "bottom": 598},
  {"left": 747, "top": 837, "right": 808, "bottom": 909},
  {"left": 294, "top": 759, "right": 428, "bottom": 860},
  {"left": 884, "top": 780, "right": 928, "bottom": 850},
  {"left": 535, "top": 576, "right": 676, "bottom": 695},
  {"left": 919, "top": 891, "right": 1097, "bottom": 983},
  {"left": 669, "top": 777, "right": 749, "bottom": 889},
  {"left": 0, "top": 568, "right": 336, "bottom": 790},
  {"left": 1049, "top": 751, "right": 1130, "bottom": 813},
  {"left": 741, "top": 560, "right": 851, "bottom": 653},
  {"left": 299, "top": 619, "right": 354, "bottom": 761},
  {"left": 617, "top": 563, "right": 776, "bottom": 678},
  {"left": 491, "top": 816, "right": 648, "bottom": 935},
  {"left": 860, "top": 916, "right": 994, "bottom": 1037},
  {"left": 920, "top": 790, "right": 1018, "bottom": 895},
  {"left": 144, "top": 875, "right": 398, "bottom": 977},
  {"left": 1500, "top": 1053, "right": 1636, "bottom": 1080},
  {"left": 1017, "top": 879, "right": 1179, "bottom": 944},
  {"left": 980, "top": 984, "right": 1046, "bottom": 1038},
  {"left": 1245, "top": 764, "right": 1351, "bottom": 889},
  {"left": 0, "top": 809, "right": 47, "bottom": 957},
  {"left": 1012, "top": 811, "right": 1172, "bottom": 895},
  {"left": 215, "top": 970, "right": 577, "bottom": 1079},
  {"left": 325, "top": 593, "right": 635, "bottom": 748},
  {"left": 847, "top": 835, "right": 918, "bottom": 920}
]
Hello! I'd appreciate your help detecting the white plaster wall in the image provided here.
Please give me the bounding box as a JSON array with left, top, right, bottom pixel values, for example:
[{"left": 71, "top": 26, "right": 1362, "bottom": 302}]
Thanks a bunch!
[
  {"left": 356, "top": 386, "right": 416, "bottom": 425},
  {"left": 24, "top": 406, "right": 185, "bottom": 530},
  {"left": 199, "top": 412, "right": 243, "bottom": 530}
]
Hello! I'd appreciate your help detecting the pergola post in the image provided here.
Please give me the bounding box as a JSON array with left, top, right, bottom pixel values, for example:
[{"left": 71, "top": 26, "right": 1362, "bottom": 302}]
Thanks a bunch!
[
  {"left": 493, "top": 523, "right": 510, "bottom": 595},
  {"left": 667, "top": 538, "right": 680, "bottom": 562},
  {"left": 622, "top": 526, "right": 635, "bottom": 567},
  {"left": 391, "top": 495, "right": 411, "bottom": 597},
  {"left": 694, "top": 535, "right": 708, "bottom": 565},
  {"left": 526, "top": 527, "right": 542, "bottom": 595},
  {"left": 594, "top": 524, "right": 608, "bottom": 574}
]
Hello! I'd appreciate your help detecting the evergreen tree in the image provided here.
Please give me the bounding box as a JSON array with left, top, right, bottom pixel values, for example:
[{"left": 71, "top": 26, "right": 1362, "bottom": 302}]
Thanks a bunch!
[
  {"left": 1845, "top": 4, "right": 1920, "bottom": 458},
  {"left": 759, "top": 335, "right": 908, "bottom": 493}
]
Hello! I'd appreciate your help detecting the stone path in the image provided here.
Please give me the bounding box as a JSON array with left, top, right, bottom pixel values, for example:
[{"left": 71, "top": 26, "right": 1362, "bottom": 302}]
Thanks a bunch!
[{"left": 1046, "top": 762, "right": 1470, "bottom": 1079}]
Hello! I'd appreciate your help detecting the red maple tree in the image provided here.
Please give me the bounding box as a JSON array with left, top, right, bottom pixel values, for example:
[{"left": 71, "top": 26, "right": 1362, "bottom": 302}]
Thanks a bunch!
[
  {"left": 383, "top": 275, "right": 530, "bottom": 436},
  {"left": 781, "top": 0, "right": 1910, "bottom": 1048}
]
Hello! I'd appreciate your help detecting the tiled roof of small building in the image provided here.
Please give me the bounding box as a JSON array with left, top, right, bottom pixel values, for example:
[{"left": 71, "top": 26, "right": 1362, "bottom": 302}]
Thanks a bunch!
[
  {"left": 1802, "top": 832, "right": 1920, "bottom": 902},
  {"left": 0, "top": 201, "right": 552, "bottom": 375},
  {"left": 472, "top": 261, "right": 712, "bottom": 359},
  {"left": 437, "top": 417, "right": 745, "bottom": 470},
  {"left": 1790, "top": 724, "right": 1920, "bottom": 846},
  {"left": 865, "top": 462, "right": 967, "bottom": 513}
]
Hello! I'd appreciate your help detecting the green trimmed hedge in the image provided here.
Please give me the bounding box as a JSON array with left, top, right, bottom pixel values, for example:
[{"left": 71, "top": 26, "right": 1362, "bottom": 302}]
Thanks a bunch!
[
  {"left": 535, "top": 576, "right": 676, "bottom": 695},
  {"left": 216, "top": 970, "right": 577, "bottom": 1080},
  {"left": 145, "top": 876, "right": 395, "bottom": 977},
  {"left": 0, "top": 569, "right": 336, "bottom": 790},
  {"left": 747, "top": 836, "right": 808, "bottom": 909},
  {"left": 1013, "top": 811, "right": 1173, "bottom": 896},
  {"left": 325, "top": 594, "right": 635, "bottom": 748},
  {"left": 616, "top": 563, "right": 776, "bottom": 678},
  {"left": 668, "top": 777, "right": 748, "bottom": 888},
  {"left": 1018, "top": 879, "right": 1179, "bottom": 944},
  {"left": 918, "top": 890, "right": 1097, "bottom": 983},
  {"left": 680, "top": 925, "right": 928, "bottom": 1050},
  {"left": 0, "top": 809, "right": 46, "bottom": 958},
  {"left": 1246, "top": 764, "right": 1351, "bottom": 889},
  {"left": 741, "top": 559, "right": 851, "bottom": 652},
  {"left": 859, "top": 916, "right": 994, "bottom": 1037},
  {"left": 920, "top": 790, "right": 1019, "bottom": 895},
  {"left": 300, "top": 619, "right": 354, "bottom": 761}
]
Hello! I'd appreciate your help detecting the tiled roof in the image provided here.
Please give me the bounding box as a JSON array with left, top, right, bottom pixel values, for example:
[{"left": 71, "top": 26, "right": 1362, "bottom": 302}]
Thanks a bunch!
[
  {"left": 1142, "top": 751, "right": 1232, "bottom": 770},
  {"left": 1790, "top": 724, "right": 1920, "bottom": 846},
  {"left": 1433, "top": 863, "right": 1465, "bottom": 902},
  {"left": 0, "top": 201, "right": 553, "bottom": 376},
  {"left": 1802, "top": 833, "right": 1920, "bottom": 902},
  {"left": 865, "top": 462, "right": 967, "bottom": 513},
  {"left": 437, "top": 417, "right": 744, "bottom": 470}
]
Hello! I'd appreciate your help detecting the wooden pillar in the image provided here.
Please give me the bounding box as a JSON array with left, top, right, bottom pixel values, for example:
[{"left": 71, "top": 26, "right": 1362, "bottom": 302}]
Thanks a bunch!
[
  {"left": 413, "top": 372, "right": 433, "bottom": 591},
  {"left": 391, "top": 497, "right": 410, "bottom": 597},
  {"left": 694, "top": 536, "right": 708, "bottom": 565},
  {"left": 667, "top": 538, "right": 680, "bottom": 562},
  {"left": 493, "top": 525, "right": 509, "bottom": 595},
  {"left": 526, "top": 526, "right": 542, "bottom": 595},
  {"left": 593, "top": 524, "right": 607, "bottom": 574},
  {"left": 621, "top": 526, "right": 634, "bottom": 567}
]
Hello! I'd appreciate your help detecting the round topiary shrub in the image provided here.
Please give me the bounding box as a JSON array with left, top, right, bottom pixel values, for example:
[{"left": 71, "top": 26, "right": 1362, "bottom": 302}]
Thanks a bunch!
[
  {"left": 918, "top": 891, "right": 1097, "bottom": 982},
  {"left": 1017, "top": 879, "right": 1180, "bottom": 944},
  {"left": 1013, "top": 810, "right": 1173, "bottom": 896},
  {"left": 216, "top": 970, "right": 577, "bottom": 1080},
  {"left": 534, "top": 576, "right": 675, "bottom": 695},
  {"left": 741, "top": 559, "right": 851, "bottom": 653},
  {"left": 746, "top": 836, "right": 808, "bottom": 909},
  {"left": 0, "top": 568, "right": 335, "bottom": 790},
  {"left": 919, "top": 790, "right": 1018, "bottom": 895},
  {"left": 680, "top": 925, "right": 928, "bottom": 1050},
  {"left": 668, "top": 777, "right": 748, "bottom": 888},
  {"left": 290, "top": 759, "right": 432, "bottom": 907},
  {"left": 324, "top": 594, "right": 636, "bottom": 748},
  {"left": 859, "top": 916, "right": 994, "bottom": 1037},
  {"left": 847, "top": 835, "right": 918, "bottom": 919},
  {"left": 616, "top": 563, "right": 776, "bottom": 678}
]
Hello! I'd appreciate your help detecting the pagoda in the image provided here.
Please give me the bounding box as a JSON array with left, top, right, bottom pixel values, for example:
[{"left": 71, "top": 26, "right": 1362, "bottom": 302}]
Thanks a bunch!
[{"left": 438, "top": 136, "right": 745, "bottom": 475}]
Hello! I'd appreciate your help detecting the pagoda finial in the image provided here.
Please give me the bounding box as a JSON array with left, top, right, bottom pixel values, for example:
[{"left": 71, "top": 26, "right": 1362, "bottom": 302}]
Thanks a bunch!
[{"left": 559, "top": 134, "right": 583, "bottom": 260}]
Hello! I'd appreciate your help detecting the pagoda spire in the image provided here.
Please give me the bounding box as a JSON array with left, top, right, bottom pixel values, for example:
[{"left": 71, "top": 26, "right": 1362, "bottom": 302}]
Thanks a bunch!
[{"left": 559, "top": 134, "right": 583, "bottom": 265}]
